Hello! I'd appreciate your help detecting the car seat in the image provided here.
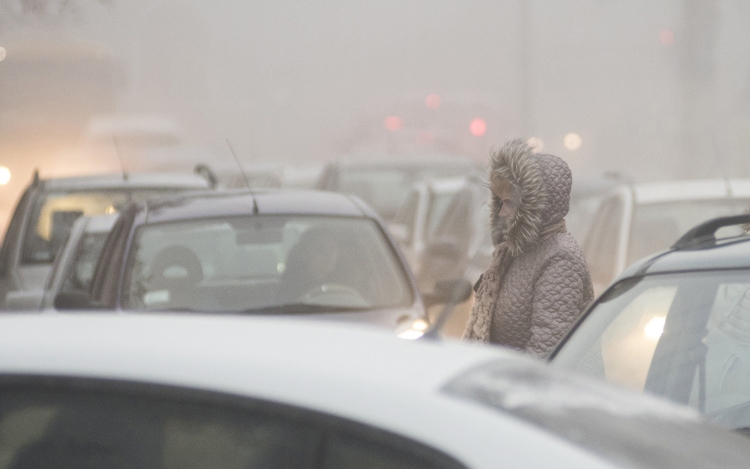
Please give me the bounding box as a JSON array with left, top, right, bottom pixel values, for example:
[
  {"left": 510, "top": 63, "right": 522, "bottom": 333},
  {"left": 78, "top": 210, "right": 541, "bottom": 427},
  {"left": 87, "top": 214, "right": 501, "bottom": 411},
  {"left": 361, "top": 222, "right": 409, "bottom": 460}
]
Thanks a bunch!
[{"left": 148, "top": 245, "right": 204, "bottom": 309}]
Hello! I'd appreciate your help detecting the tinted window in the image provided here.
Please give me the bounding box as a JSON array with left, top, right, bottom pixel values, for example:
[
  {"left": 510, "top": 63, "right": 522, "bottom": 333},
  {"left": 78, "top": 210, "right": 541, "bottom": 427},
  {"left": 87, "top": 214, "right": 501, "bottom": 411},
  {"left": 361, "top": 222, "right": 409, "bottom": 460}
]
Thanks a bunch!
[
  {"left": 0, "top": 386, "right": 319, "bottom": 469},
  {"left": 21, "top": 189, "right": 184, "bottom": 265},
  {"left": 122, "top": 216, "right": 412, "bottom": 312},
  {"left": 0, "top": 381, "right": 465, "bottom": 469}
]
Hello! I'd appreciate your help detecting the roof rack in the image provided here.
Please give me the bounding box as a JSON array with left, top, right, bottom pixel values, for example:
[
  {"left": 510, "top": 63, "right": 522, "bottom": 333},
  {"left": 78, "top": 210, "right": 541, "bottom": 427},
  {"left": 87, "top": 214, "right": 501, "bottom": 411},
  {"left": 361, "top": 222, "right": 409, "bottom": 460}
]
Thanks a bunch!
[{"left": 672, "top": 214, "right": 750, "bottom": 250}]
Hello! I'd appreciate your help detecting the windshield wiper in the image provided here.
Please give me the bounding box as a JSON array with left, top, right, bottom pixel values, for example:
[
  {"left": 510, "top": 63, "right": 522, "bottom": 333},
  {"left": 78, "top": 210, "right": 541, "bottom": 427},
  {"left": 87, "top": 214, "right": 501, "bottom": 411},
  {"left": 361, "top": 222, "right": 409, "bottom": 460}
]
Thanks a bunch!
[{"left": 240, "top": 303, "right": 374, "bottom": 315}]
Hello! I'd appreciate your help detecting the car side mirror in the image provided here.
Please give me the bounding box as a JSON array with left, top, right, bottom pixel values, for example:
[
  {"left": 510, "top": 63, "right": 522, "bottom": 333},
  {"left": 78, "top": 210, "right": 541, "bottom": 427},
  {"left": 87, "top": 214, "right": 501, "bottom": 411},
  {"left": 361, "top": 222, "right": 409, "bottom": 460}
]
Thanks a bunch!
[
  {"left": 53, "top": 291, "right": 95, "bottom": 310},
  {"left": 388, "top": 223, "right": 410, "bottom": 245},
  {"left": 422, "top": 279, "right": 473, "bottom": 309}
]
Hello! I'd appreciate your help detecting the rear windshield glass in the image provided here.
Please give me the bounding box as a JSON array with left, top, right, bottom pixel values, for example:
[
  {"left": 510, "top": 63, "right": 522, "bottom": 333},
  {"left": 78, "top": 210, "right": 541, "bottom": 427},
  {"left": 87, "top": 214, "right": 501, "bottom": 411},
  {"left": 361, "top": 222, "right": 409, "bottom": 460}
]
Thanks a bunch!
[
  {"left": 122, "top": 215, "right": 413, "bottom": 312},
  {"left": 554, "top": 269, "right": 750, "bottom": 430},
  {"left": 21, "top": 189, "right": 186, "bottom": 265}
]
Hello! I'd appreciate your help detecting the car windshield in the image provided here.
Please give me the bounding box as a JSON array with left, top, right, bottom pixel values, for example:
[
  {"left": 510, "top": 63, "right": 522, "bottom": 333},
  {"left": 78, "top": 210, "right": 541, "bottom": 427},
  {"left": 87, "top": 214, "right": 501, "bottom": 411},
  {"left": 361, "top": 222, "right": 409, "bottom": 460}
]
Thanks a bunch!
[
  {"left": 122, "top": 215, "right": 413, "bottom": 312},
  {"left": 60, "top": 231, "right": 110, "bottom": 294},
  {"left": 627, "top": 200, "right": 750, "bottom": 265},
  {"left": 21, "top": 189, "right": 187, "bottom": 265},
  {"left": 553, "top": 269, "right": 750, "bottom": 430}
]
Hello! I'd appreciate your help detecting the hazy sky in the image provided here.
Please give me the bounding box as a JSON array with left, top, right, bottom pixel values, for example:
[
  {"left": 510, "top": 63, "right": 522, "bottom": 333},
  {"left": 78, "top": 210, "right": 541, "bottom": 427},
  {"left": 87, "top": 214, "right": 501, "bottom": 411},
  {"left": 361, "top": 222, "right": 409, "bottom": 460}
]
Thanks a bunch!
[{"left": 5, "top": 0, "right": 750, "bottom": 180}]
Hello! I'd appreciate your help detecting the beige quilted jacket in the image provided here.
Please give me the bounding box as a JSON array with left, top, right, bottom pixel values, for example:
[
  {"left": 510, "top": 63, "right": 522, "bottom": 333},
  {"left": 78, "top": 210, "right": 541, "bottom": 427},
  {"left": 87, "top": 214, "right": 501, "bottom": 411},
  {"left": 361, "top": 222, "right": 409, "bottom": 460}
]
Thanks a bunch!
[{"left": 466, "top": 140, "right": 593, "bottom": 357}]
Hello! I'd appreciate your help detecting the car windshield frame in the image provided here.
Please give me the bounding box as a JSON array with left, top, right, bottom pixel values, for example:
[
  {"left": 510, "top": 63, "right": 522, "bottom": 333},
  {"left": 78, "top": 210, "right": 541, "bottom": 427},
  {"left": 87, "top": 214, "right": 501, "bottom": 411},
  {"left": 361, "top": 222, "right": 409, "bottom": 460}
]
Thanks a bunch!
[
  {"left": 120, "top": 214, "right": 415, "bottom": 313},
  {"left": 552, "top": 268, "right": 750, "bottom": 430}
]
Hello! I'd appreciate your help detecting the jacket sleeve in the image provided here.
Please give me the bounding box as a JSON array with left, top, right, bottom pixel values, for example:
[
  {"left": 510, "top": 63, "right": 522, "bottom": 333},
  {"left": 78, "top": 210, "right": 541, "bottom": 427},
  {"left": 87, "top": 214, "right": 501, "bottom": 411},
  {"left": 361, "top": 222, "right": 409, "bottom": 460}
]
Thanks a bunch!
[{"left": 526, "top": 254, "right": 589, "bottom": 358}]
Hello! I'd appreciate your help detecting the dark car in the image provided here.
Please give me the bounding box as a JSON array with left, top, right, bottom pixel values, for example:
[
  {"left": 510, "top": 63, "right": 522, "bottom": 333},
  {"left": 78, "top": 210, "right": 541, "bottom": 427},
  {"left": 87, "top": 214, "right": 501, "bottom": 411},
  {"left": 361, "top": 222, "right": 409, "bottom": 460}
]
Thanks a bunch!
[
  {"left": 316, "top": 155, "right": 478, "bottom": 221},
  {"left": 551, "top": 214, "right": 750, "bottom": 433},
  {"left": 58, "top": 190, "right": 468, "bottom": 334},
  {"left": 0, "top": 171, "right": 215, "bottom": 307}
]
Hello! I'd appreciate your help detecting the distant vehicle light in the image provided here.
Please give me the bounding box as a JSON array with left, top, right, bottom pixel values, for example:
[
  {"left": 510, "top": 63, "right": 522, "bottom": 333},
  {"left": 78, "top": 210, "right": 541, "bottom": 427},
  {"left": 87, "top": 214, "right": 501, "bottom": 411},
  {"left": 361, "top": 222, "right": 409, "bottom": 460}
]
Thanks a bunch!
[
  {"left": 0, "top": 47, "right": 6, "bottom": 62},
  {"left": 425, "top": 94, "right": 441, "bottom": 110},
  {"left": 659, "top": 29, "right": 675, "bottom": 46},
  {"left": 527, "top": 137, "right": 544, "bottom": 152},
  {"left": 0, "top": 166, "right": 10, "bottom": 185},
  {"left": 470, "top": 118, "right": 487, "bottom": 137},
  {"left": 564, "top": 133, "right": 583, "bottom": 150},
  {"left": 384, "top": 116, "right": 403, "bottom": 131}
]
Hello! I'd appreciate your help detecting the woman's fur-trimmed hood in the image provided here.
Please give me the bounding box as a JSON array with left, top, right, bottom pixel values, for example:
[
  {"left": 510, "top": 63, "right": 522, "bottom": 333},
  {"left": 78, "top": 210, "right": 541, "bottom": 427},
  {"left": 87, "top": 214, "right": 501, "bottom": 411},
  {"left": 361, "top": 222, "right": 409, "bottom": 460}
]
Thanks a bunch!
[{"left": 489, "top": 139, "right": 572, "bottom": 256}]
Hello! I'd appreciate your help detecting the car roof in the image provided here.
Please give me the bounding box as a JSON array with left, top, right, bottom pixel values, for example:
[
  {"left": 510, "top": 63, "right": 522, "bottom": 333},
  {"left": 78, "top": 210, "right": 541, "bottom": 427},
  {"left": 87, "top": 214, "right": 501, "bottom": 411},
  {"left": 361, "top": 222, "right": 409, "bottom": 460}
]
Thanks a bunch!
[
  {"left": 631, "top": 179, "right": 750, "bottom": 204},
  {"left": 413, "top": 175, "right": 477, "bottom": 193},
  {"left": 619, "top": 236, "right": 750, "bottom": 277},
  {"left": 1, "top": 313, "right": 748, "bottom": 469},
  {"left": 327, "top": 154, "right": 476, "bottom": 170},
  {"left": 139, "top": 189, "right": 374, "bottom": 225},
  {"left": 38, "top": 172, "right": 211, "bottom": 191}
]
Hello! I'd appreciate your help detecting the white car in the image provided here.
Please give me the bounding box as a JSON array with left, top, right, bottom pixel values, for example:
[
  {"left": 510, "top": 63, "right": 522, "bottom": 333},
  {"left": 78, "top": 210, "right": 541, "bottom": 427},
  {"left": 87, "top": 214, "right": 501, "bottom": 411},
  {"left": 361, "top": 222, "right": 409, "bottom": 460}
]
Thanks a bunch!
[
  {"left": 583, "top": 179, "right": 750, "bottom": 294},
  {"left": 389, "top": 177, "right": 471, "bottom": 277},
  {"left": 0, "top": 314, "right": 748, "bottom": 468}
]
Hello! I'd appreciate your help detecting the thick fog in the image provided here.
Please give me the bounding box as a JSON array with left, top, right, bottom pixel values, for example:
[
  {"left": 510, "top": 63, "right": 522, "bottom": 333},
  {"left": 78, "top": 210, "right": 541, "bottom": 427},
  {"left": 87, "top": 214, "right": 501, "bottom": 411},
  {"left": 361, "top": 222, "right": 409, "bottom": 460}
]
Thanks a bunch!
[{"left": 2, "top": 0, "right": 750, "bottom": 203}]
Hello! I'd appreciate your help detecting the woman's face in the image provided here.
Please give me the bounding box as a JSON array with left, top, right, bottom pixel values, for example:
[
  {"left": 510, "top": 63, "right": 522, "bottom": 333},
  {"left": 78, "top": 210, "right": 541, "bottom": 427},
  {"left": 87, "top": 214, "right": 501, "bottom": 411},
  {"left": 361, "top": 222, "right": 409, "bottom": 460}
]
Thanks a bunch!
[{"left": 491, "top": 179, "right": 520, "bottom": 244}]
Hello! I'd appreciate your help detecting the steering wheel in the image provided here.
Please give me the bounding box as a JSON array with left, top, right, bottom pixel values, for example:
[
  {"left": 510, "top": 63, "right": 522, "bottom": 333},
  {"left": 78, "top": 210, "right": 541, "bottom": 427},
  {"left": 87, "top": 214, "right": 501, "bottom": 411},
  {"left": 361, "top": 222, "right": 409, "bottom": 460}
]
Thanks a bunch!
[{"left": 300, "top": 284, "right": 369, "bottom": 306}]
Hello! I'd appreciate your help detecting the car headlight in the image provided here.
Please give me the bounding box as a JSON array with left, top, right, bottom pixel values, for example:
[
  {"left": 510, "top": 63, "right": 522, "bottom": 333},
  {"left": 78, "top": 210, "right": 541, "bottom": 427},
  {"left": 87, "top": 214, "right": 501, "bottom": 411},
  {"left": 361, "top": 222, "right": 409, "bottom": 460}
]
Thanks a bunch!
[{"left": 396, "top": 318, "right": 429, "bottom": 340}]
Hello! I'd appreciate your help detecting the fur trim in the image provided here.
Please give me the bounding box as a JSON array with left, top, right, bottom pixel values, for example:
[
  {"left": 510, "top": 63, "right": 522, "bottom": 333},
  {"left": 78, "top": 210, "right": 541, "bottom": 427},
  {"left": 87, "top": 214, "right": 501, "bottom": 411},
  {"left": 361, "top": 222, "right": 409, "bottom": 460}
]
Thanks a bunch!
[{"left": 488, "top": 139, "right": 547, "bottom": 257}]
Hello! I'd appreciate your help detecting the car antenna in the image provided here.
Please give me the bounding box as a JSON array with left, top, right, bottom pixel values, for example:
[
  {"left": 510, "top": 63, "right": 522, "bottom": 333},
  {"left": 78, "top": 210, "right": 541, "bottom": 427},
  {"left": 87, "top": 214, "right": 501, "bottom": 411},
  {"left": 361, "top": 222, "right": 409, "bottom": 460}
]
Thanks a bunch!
[
  {"left": 112, "top": 135, "right": 129, "bottom": 181},
  {"left": 421, "top": 278, "right": 474, "bottom": 341},
  {"left": 226, "top": 138, "right": 251, "bottom": 190}
]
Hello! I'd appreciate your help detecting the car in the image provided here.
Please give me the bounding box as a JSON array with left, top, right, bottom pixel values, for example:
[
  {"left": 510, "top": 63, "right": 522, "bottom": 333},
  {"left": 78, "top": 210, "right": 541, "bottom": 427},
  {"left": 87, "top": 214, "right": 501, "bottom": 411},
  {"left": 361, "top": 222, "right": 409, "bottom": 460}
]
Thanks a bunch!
[
  {"left": 582, "top": 179, "right": 750, "bottom": 295},
  {"left": 0, "top": 170, "right": 215, "bottom": 307},
  {"left": 566, "top": 174, "right": 626, "bottom": 246},
  {"left": 57, "top": 190, "right": 470, "bottom": 335},
  {"left": 416, "top": 178, "right": 493, "bottom": 337},
  {"left": 551, "top": 213, "right": 750, "bottom": 432},
  {"left": 0, "top": 313, "right": 749, "bottom": 468},
  {"left": 3, "top": 213, "right": 119, "bottom": 311},
  {"left": 389, "top": 176, "right": 471, "bottom": 277},
  {"left": 316, "top": 155, "right": 478, "bottom": 221}
]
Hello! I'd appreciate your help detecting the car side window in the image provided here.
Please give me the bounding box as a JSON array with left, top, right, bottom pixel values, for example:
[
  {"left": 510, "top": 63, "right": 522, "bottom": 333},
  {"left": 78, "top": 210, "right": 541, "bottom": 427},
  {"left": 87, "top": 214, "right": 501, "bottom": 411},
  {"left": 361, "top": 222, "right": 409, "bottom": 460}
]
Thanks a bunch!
[
  {"left": 323, "top": 432, "right": 443, "bottom": 469},
  {"left": 90, "top": 208, "right": 135, "bottom": 307},
  {"left": 0, "top": 380, "right": 466, "bottom": 469},
  {"left": 433, "top": 190, "right": 473, "bottom": 251},
  {"left": 393, "top": 189, "right": 420, "bottom": 243}
]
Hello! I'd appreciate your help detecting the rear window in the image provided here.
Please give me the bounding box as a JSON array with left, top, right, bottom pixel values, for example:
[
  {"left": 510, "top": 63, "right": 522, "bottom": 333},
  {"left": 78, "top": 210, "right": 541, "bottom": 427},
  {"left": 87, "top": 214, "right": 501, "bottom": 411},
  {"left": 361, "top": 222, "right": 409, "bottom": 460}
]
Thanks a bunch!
[{"left": 21, "top": 189, "right": 189, "bottom": 265}]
